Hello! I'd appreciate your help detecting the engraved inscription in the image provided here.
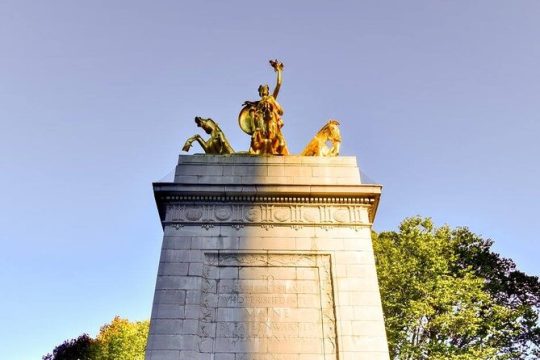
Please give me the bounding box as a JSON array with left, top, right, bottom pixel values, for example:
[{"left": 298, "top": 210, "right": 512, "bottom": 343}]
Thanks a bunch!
[{"left": 200, "top": 253, "right": 336, "bottom": 358}]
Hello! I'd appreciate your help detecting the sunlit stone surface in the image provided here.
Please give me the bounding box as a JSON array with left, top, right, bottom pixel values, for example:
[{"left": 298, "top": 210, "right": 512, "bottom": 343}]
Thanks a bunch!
[{"left": 146, "top": 155, "right": 390, "bottom": 360}]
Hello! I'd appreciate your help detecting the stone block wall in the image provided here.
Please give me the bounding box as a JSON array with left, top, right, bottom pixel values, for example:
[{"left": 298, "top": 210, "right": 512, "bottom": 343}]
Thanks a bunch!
[{"left": 146, "top": 156, "right": 390, "bottom": 360}]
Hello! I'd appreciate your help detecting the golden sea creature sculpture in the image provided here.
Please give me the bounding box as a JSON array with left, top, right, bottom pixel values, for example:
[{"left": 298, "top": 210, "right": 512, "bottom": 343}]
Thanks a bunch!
[
  {"left": 301, "top": 120, "right": 341, "bottom": 157},
  {"left": 238, "top": 59, "right": 289, "bottom": 155},
  {"left": 182, "top": 116, "right": 235, "bottom": 155}
]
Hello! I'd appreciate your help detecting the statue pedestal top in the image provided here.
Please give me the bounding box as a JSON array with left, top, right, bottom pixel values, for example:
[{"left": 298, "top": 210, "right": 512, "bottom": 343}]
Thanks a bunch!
[{"left": 173, "top": 155, "right": 363, "bottom": 185}]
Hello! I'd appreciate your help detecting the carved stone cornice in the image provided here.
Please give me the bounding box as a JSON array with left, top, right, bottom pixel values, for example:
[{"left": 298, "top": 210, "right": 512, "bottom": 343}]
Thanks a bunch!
[
  {"left": 158, "top": 194, "right": 376, "bottom": 204},
  {"left": 153, "top": 182, "right": 382, "bottom": 227}
]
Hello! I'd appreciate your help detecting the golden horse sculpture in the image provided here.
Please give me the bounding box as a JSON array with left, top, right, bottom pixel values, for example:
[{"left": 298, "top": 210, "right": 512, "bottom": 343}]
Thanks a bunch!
[
  {"left": 301, "top": 120, "right": 342, "bottom": 157},
  {"left": 182, "top": 117, "right": 235, "bottom": 155}
]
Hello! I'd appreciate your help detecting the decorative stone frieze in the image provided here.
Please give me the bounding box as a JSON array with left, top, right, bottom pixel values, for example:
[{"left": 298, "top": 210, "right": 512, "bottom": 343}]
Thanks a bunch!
[{"left": 163, "top": 203, "right": 371, "bottom": 228}]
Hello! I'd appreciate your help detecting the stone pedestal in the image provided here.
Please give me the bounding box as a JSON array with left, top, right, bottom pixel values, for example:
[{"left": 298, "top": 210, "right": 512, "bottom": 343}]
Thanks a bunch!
[{"left": 146, "top": 155, "right": 390, "bottom": 360}]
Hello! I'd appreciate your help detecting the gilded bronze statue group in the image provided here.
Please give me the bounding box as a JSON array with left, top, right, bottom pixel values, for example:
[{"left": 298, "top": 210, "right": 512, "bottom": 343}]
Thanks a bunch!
[
  {"left": 239, "top": 59, "right": 288, "bottom": 155},
  {"left": 182, "top": 59, "right": 342, "bottom": 157}
]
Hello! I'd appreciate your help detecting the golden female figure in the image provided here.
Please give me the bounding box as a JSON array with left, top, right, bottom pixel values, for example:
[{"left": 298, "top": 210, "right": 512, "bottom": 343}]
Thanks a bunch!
[{"left": 238, "top": 60, "right": 289, "bottom": 155}]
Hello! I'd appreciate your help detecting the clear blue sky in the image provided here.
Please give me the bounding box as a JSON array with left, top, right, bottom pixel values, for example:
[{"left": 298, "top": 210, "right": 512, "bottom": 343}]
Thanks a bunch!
[{"left": 1, "top": 1, "right": 539, "bottom": 358}]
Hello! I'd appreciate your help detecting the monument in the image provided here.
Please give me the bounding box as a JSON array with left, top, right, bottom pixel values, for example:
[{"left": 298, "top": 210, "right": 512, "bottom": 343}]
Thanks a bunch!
[{"left": 146, "top": 60, "right": 390, "bottom": 360}]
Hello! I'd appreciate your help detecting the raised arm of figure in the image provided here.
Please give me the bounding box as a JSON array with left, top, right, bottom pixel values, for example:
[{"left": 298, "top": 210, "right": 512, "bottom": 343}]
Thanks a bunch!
[{"left": 269, "top": 59, "right": 284, "bottom": 99}]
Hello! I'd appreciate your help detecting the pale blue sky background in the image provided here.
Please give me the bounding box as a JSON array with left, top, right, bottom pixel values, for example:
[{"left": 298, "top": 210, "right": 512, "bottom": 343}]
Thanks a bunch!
[{"left": 1, "top": 1, "right": 539, "bottom": 358}]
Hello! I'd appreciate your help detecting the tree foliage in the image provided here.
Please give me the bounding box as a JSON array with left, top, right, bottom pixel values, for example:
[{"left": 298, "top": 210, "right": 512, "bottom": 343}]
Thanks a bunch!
[
  {"left": 42, "top": 317, "right": 149, "bottom": 360},
  {"left": 373, "top": 216, "right": 540, "bottom": 360},
  {"left": 42, "top": 334, "right": 95, "bottom": 360},
  {"left": 93, "top": 316, "right": 149, "bottom": 360}
]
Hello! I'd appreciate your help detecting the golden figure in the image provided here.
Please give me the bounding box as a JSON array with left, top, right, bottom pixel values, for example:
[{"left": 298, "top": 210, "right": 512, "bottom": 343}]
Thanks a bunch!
[
  {"left": 238, "top": 59, "right": 289, "bottom": 155},
  {"left": 301, "top": 120, "right": 342, "bottom": 156},
  {"left": 182, "top": 116, "right": 235, "bottom": 155}
]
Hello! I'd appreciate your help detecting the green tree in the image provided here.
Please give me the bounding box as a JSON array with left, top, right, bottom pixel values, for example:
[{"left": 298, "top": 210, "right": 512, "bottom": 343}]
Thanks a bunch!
[
  {"left": 42, "top": 317, "right": 149, "bottom": 360},
  {"left": 373, "top": 217, "right": 540, "bottom": 360},
  {"left": 93, "top": 316, "right": 149, "bottom": 360},
  {"left": 452, "top": 227, "right": 540, "bottom": 357},
  {"left": 42, "top": 334, "right": 95, "bottom": 360}
]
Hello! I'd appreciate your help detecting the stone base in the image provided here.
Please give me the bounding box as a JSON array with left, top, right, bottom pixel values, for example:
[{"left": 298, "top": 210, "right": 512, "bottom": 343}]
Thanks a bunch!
[{"left": 146, "top": 156, "right": 390, "bottom": 360}]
